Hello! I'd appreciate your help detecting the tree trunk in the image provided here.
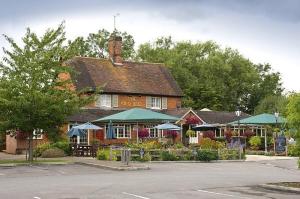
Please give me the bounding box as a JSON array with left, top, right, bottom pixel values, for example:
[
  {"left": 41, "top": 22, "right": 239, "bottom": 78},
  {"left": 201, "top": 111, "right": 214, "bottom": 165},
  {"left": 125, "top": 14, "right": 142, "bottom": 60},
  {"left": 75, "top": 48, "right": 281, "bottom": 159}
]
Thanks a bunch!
[{"left": 28, "top": 132, "right": 33, "bottom": 164}]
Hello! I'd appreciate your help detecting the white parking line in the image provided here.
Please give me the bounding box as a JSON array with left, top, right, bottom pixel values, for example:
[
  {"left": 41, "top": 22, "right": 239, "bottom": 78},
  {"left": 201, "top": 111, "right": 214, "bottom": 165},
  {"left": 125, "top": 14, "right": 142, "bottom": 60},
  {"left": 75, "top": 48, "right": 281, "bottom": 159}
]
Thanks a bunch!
[
  {"left": 122, "top": 192, "right": 150, "bottom": 199},
  {"left": 33, "top": 197, "right": 41, "bottom": 199},
  {"left": 197, "top": 189, "right": 253, "bottom": 199},
  {"left": 0, "top": 173, "right": 5, "bottom": 176}
]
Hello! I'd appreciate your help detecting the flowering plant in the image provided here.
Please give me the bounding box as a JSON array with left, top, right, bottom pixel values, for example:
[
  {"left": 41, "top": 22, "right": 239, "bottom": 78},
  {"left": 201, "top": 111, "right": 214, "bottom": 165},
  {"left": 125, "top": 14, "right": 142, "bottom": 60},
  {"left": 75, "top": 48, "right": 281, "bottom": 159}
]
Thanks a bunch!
[
  {"left": 185, "top": 115, "right": 200, "bottom": 125},
  {"left": 165, "top": 130, "right": 177, "bottom": 138},
  {"left": 138, "top": 128, "right": 149, "bottom": 138},
  {"left": 203, "top": 130, "right": 215, "bottom": 140}
]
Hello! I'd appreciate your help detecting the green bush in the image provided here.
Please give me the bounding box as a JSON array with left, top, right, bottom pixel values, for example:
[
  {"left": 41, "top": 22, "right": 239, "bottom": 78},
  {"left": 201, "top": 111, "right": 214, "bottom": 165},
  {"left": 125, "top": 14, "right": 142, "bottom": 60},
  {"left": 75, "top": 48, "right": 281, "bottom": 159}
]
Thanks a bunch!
[
  {"left": 41, "top": 147, "right": 65, "bottom": 158},
  {"left": 96, "top": 148, "right": 117, "bottom": 161},
  {"left": 34, "top": 143, "right": 51, "bottom": 157},
  {"left": 219, "top": 149, "right": 241, "bottom": 160},
  {"left": 160, "top": 151, "right": 178, "bottom": 161},
  {"left": 298, "top": 159, "right": 300, "bottom": 169},
  {"left": 196, "top": 150, "right": 218, "bottom": 161},
  {"left": 288, "top": 144, "right": 300, "bottom": 157},
  {"left": 249, "top": 136, "right": 261, "bottom": 150},
  {"left": 52, "top": 141, "right": 71, "bottom": 155},
  {"left": 138, "top": 152, "right": 152, "bottom": 162},
  {"left": 173, "top": 143, "right": 184, "bottom": 149}
]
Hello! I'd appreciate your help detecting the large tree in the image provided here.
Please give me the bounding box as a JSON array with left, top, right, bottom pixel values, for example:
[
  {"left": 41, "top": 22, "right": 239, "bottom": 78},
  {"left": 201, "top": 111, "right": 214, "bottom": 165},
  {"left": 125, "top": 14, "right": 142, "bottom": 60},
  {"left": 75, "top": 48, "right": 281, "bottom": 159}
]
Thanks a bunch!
[
  {"left": 67, "top": 29, "right": 135, "bottom": 59},
  {"left": 0, "top": 23, "right": 93, "bottom": 162},
  {"left": 136, "top": 37, "right": 283, "bottom": 113}
]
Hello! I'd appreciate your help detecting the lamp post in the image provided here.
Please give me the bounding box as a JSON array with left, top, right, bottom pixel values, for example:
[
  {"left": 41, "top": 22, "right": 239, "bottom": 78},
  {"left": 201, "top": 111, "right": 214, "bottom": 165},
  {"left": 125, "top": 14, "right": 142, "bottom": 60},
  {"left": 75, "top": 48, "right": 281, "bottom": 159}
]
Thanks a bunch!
[
  {"left": 235, "top": 110, "right": 241, "bottom": 136},
  {"left": 235, "top": 110, "right": 242, "bottom": 159}
]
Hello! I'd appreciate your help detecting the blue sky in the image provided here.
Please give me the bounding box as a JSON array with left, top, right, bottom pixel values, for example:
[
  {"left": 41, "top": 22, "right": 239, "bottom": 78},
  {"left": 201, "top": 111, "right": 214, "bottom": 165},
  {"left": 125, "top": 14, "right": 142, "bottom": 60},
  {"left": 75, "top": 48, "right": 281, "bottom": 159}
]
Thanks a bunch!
[{"left": 0, "top": 0, "right": 299, "bottom": 92}]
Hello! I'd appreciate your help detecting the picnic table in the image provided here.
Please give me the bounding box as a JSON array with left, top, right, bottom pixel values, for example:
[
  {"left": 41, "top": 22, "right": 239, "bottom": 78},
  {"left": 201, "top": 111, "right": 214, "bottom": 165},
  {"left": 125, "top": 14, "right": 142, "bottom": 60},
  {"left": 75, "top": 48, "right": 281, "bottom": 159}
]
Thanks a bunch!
[{"left": 71, "top": 144, "right": 98, "bottom": 157}]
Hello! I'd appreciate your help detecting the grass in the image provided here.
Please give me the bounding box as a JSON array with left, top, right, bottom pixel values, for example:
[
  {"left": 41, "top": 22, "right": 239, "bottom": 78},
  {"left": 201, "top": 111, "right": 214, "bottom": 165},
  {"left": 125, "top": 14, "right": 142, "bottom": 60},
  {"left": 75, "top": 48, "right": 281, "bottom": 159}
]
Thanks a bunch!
[{"left": 0, "top": 159, "right": 68, "bottom": 165}]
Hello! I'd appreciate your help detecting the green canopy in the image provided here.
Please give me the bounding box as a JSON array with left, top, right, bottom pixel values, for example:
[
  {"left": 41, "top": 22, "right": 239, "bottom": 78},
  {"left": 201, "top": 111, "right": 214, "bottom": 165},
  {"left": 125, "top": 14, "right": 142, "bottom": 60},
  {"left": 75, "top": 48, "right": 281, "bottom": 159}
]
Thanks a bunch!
[
  {"left": 230, "top": 113, "right": 286, "bottom": 125},
  {"left": 93, "top": 108, "right": 179, "bottom": 122}
]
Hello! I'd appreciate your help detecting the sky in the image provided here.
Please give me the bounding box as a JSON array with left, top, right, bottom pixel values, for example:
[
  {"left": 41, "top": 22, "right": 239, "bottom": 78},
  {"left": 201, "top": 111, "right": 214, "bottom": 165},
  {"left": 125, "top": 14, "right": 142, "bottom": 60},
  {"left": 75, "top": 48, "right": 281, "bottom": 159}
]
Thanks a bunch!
[{"left": 0, "top": 0, "right": 299, "bottom": 92}]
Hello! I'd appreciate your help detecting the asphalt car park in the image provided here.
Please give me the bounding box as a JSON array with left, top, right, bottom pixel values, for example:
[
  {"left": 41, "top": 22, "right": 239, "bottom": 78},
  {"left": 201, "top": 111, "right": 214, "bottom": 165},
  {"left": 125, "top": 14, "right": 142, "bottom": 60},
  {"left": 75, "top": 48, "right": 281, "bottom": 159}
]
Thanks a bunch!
[{"left": 0, "top": 159, "right": 299, "bottom": 199}]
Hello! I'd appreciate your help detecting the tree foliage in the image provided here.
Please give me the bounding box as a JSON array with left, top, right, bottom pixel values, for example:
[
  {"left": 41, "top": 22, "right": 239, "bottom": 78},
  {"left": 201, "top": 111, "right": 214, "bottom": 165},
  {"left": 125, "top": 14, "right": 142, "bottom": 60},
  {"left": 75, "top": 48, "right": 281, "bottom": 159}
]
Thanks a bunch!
[
  {"left": 136, "top": 37, "right": 283, "bottom": 113},
  {"left": 67, "top": 29, "right": 135, "bottom": 59},
  {"left": 254, "top": 95, "right": 288, "bottom": 115},
  {"left": 0, "top": 23, "right": 93, "bottom": 161}
]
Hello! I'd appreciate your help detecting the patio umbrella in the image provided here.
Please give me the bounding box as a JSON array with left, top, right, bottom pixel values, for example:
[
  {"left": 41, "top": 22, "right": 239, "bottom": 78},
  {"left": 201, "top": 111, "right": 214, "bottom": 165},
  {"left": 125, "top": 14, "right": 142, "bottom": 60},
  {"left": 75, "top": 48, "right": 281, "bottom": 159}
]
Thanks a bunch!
[
  {"left": 106, "top": 120, "right": 115, "bottom": 139},
  {"left": 93, "top": 108, "right": 179, "bottom": 122},
  {"left": 73, "top": 122, "right": 102, "bottom": 130},
  {"left": 192, "top": 123, "right": 218, "bottom": 131},
  {"left": 154, "top": 123, "right": 181, "bottom": 131},
  {"left": 67, "top": 128, "right": 87, "bottom": 137},
  {"left": 229, "top": 113, "right": 286, "bottom": 125}
]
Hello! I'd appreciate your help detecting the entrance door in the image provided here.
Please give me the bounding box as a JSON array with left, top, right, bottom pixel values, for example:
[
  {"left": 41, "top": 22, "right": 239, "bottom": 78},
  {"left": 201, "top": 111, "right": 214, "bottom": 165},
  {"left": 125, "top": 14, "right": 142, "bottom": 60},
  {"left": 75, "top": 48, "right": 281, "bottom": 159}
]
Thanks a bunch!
[{"left": 189, "top": 132, "right": 198, "bottom": 144}]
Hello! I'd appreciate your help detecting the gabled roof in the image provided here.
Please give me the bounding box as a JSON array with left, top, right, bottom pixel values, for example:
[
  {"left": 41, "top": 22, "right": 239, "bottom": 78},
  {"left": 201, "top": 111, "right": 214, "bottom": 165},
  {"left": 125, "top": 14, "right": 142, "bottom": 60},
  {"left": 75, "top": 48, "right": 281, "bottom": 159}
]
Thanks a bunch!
[{"left": 66, "top": 57, "right": 183, "bottom": 97}]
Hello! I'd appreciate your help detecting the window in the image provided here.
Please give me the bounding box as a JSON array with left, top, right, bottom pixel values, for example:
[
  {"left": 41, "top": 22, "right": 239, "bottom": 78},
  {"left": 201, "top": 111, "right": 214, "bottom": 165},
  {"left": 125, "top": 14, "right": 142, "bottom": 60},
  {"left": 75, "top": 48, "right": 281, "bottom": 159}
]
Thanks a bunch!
[
  {"left": 33, "top": 129, "right": 43, "bottom": 139},
  {"left": 106, "top": 124, "right": 131, "bottom": 138},
  {"left": 149, "top": 97, "right": 161, "bottom": 109},
  {"left": 145, "top": 125, "right": 159, "bottom": 138},
  {"left": 95, "top": 94, "right": 112, "bottom": 108}
]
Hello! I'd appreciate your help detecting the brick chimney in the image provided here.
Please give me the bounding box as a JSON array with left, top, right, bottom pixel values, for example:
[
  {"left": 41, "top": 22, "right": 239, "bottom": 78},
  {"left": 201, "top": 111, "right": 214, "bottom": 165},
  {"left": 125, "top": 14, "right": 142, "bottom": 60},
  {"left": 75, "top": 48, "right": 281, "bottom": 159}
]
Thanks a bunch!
[{"left": 108, "top": 34, "right": 123, "bottom": 65}]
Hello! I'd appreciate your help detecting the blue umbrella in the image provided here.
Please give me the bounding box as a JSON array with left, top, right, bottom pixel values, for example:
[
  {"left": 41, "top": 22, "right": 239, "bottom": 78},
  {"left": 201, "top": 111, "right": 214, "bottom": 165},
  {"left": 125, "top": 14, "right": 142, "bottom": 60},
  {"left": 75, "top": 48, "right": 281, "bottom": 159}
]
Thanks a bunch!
[
  {"left": 106, "top": 120, "right": 115, "bottom": 139},
  {"left": 67, "top": 128, "right": 87, "bottom": 137},
  {"left": 73, "top": 122, "right": 102, "bottom": 130},
  {"left": 154, "top": 123, "right": 181, "bottom": 131}
]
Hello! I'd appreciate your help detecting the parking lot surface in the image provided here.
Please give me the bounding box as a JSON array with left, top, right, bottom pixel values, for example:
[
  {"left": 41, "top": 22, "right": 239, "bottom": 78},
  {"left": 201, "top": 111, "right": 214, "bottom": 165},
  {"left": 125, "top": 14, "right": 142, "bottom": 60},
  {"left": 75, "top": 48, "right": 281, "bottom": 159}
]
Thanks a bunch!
[{"left": 0, "top": 159, "right": 299, "bottom": 199}]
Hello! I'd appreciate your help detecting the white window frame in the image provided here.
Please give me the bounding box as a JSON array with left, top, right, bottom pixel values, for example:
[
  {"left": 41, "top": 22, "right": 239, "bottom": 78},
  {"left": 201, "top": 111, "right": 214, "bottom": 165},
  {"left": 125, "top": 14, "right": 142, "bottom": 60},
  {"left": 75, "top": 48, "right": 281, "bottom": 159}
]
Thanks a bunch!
[
  {"left": 33, "top": 129, "right": 43, "bottom": 139},
  {"left": 95, "top": 94, "right": 112, "bottom": 108},
  {"left": 150, "top": 97, "right": 161, "bottom": 109},
  {"left": 105, "top": 124, "right": 131, "bottom": 139},
  {"left": 145, "top": 125, "right": 159, "bottom": 138}
]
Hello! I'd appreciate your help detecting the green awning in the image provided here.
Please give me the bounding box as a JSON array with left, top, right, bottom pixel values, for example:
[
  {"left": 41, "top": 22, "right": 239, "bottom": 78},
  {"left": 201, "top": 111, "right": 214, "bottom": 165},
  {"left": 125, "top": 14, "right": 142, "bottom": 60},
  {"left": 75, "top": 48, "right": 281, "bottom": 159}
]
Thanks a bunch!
[
  {"left": 93, "top": 108, "right": 179, "bottom": 122},
  {"left": 230, "top": 113, "right": 286, "bottom": 125}
]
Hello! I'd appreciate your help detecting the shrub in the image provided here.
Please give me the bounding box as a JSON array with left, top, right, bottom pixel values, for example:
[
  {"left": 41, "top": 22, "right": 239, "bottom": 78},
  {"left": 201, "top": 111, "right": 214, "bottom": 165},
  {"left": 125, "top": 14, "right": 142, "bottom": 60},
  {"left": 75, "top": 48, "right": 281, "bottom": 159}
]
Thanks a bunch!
[
  {"left": 139, "top": 152, "right": 152, "bottom": 162},
  {"left": 199, "top": 138, "right": 216, "bottom": 149},
  {"left": 288, "top": 144, "right": 300, "bottom": 157},
  {"left": 186, "top": 129, "right": 196, "bottom": 137},
  {"left": 138, "top": 128, "right": 149, "bottom": 138},
  {"left": 173, "top": 143, "right": 184, "bottom": 149},
  {"left": 298, "top": 159, "right": 300, "bottom": 169},
  {"left": 196, "top": 150, "right": 218, "bottom": 161},
  {"left": 203, "top": 130, "right": 215, "bottom": 140},
  {"left": 165, "top": 130, "right": 178, "bottom": 139},
  {"left": 160, "top": 151, "right": 178, "bottom": 161},
  {"left": 34, "top": 143, "right": 51, "bottom": 157},
  {"left": 219, "top": 149, "right": 240, "bottom": 160},
  {"left": 215, "top": 137, "right": 226, "bottom": 142},
  {"left": 52, "top": 141, "right": 71, "bottom": 156},
  {"left": 41, "top": 147, "right": 65, "bottom": 158},
  {"left": 225, "top": 131, "right": 233, "bottom": 142},
  {"left": 249, "top": 136, "right": 261, "bottom": 150},
  {"left": 96, "top": 148, "right": 117, "bottom": 161}
]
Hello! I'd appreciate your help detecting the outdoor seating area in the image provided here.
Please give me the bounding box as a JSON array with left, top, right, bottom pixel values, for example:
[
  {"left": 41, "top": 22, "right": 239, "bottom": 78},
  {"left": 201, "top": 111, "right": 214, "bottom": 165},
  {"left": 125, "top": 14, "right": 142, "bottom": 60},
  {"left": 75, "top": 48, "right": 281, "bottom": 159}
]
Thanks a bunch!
[{"left": 71, "top": 144, "right": 98, "bottom": 157}]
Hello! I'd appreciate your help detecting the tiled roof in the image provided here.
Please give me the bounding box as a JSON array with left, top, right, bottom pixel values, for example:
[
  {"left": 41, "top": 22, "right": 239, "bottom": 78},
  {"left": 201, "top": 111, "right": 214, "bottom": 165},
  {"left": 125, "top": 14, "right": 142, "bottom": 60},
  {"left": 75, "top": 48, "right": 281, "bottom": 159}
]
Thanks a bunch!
[
  {"left": 66, "top": 57, "right": 183, "bottom": 97},
  {"left": 67, "top": 108, "right": 250, "bottom": 124},
  {"left": 196, "top": 110, "right": 250, "bottom": 124}
]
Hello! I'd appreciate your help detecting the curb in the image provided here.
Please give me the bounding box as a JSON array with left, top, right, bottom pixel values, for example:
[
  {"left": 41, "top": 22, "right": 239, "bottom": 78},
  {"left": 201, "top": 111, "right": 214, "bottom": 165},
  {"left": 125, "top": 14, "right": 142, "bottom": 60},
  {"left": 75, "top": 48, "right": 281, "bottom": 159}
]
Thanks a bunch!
[
  {"left": 74, "top": 162, "right": 150, "bottom": 171},
  {"left": 0, "top": 162, "right": 72, "bottom": 167},
  {"left": 259, "top": 183, "right": 300, "bottom": 193}
]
